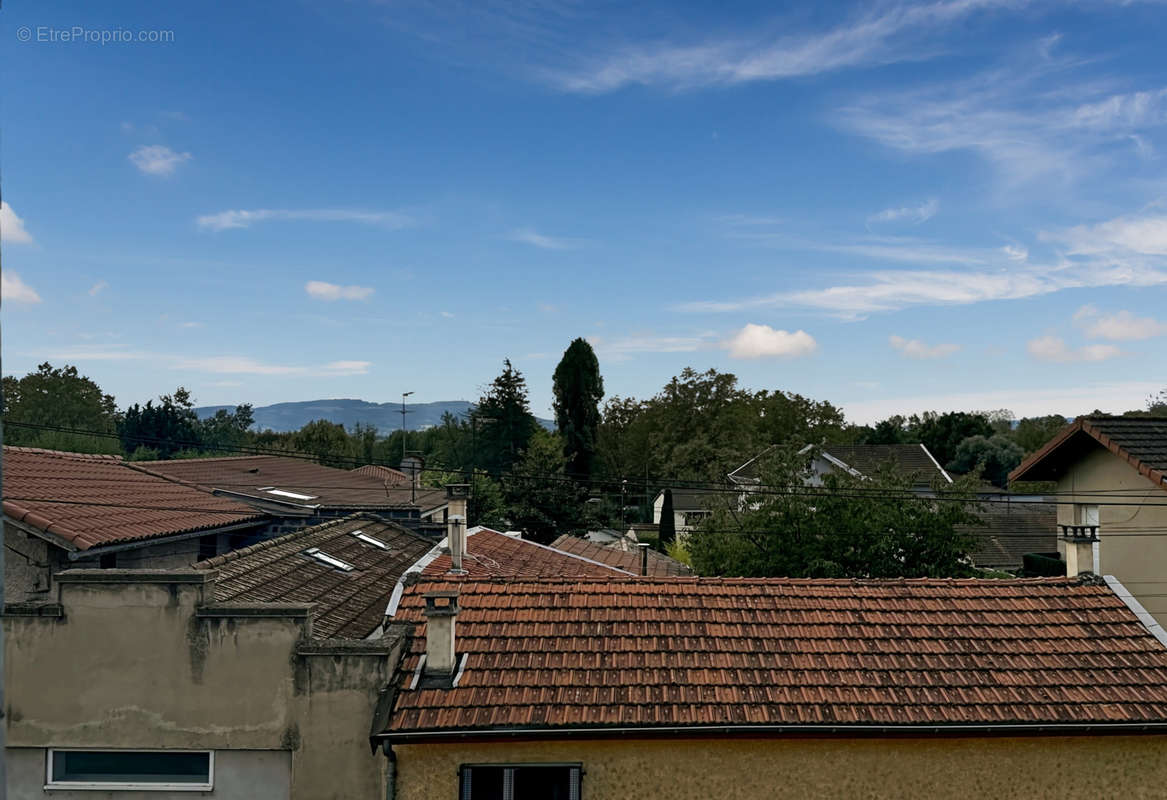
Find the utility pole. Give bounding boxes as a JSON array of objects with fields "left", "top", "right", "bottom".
[{"left": 400, "top": 391, "right": 413, "bottom": 467}]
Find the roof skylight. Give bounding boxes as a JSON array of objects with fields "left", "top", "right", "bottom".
[
  {"left": 264, "top": 488, "right": 318, "bottom": 501},
  {"left": 304, "top": 547, "right": 354, "bottom": 571},
  {"left": 352, "top": 530, "right": 389, "bottom": 550}
]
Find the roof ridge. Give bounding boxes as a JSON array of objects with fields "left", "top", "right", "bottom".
[
  {"left": 404, "top": 575, "right": 1093, "bottom": 587},
  {"left": 3, "top": 446, "right": 124, "bottom": 462}
]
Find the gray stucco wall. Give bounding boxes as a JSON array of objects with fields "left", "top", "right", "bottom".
[{"left": 5, "top": 748, "right": 292, "bottom": 800}]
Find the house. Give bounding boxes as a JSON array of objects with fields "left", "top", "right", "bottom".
[
  {"left": 2, "top": 447, "right": 268, "bottom": 601},
  {"left": 729, "top": 442, "right": 952, "bottom": 490},
  {"left": 551, "top": 533, "right": 693, "bottom": 576},
  {"left": 352, "top": 463, "right": 412, "bottom": 487},
  {"left": 1010, "top": 415, "right": 1167, "bottom": 621},
  {"left": 651, "top": 488, "right": 721, "bottom": 536},
  {"left": 128, "top": 455, "right": 450, "bottom": 534},
  {"left": 960, "top": 499, "right": 1058, "bottom": 572},
  {"left": 375, "top": 574, "right": 1167, "bottom": 800}
]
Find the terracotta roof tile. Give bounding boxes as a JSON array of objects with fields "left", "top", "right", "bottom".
[
  {"left": 383, "top": 576, "right": 1167, "bottom": 736},
  {"left": 1011, "top": 416, "right": 1167, "bottom": 487},
  {"left": 352, "top": 464, "right": 412, "bottom": 486},
  {"left": 196, "top": 512, "right": 433, "bottom": 639},
  {"left": 129, "top": 455, "right": 446, "bottom": 511},
  {"left": 2, "top": 447, "right": 264, "bottom": 550},
  {"left": 423, "top": 528, "right": 632, "bottom": 578},
  {"left": 550, "top": 535, "right": 692, "bottom": 576}
]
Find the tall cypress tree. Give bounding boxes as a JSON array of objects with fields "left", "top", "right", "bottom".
[
  {"left": 552, "top": 338, "right": 604, "bottom": 479},
  {"left": 658, "top": 488, "right": 677, "bottom": 547},
  {"left": 473, "top": 359, "right": 537, "bottom": 476}
]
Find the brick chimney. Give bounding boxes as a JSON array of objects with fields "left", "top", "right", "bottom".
[
  {"left": 1061, "top": 525, "right": 1097, "bottom": 576},
  {"left": 422, "top": 590, "right": 459, "bottom": 676}
]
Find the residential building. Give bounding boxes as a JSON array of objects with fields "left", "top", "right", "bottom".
[
  {"left": 650, "top": 488, "right": 720, "bottom": 536},
  {"left": 729, "top": 442, "right": 952, "bottom": 490},
  {"left": 551, "top": 534, "right": 693, "bottom": 576},
  {"left": 128, "top": 455, "right": 450, "bottom": 534},
  {"left": 377, "top": 575, "right": 1167, "bottom": 800},
  {"left": 2, "top": 447, "right": 267, "bottom": 602},
  {"left": 352, "top": 464, "right": 412, "bottom": 487},
  {"left": 1010, "top": 416, "right": 1167, "bottom": 621},
  {"left": 961, "top": 500, "right": 1057, "bottom": 572}
]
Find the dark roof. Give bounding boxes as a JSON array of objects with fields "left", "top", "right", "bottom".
[
  {"left": 351, "top": 464, "right": 411, "bottom": 486},
  {"left": 655, "top": 488, "right": 720, "bottom": 511},
  {"left": 422, "top": 528, "right": 632, "bottom": 578},
  {"left": 1011, "top": 416, "right": 1167, "bottom": 488},
  {"left": 961, "top": 501, "right": 1058, "bottom": 570},
  {"left": 2, "top": 447, "right": 264, "bottom": 551},
  {"left": 129, "top": 455, "right": 447, "bottom": 511},
  {"left": 382, "top": 576, "right": 1167, "bottom": 739},
  {"left": 550, "top": 535, "right": 693, "bottom": 577},
  {"left": 729, "top": 443, "right": 949, "bottom": 486},
  {"left": 196, "top": 513, "right": 433, "bottom": 639}
]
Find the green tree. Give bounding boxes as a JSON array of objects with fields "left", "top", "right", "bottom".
[
  {"left": 1147, "top": 390, "right": 1167, "bottom": 417},
  {"left": 292, "top": 419, "right": 354, "bottom": 468},
  {"left": 552, "top": 338, "right": 605, "bottom": 479},
  {"left": 197, "top": 404, "right": 255, "bottom": 452},
  {"left": 948, "top": 434, "right": 1024, "bottom": 488},
  {"left": 690, "top": 447, "right": 981, "bottom": 578},
  {"left": 473, "top": 359, "right": 538, "bottom": 476},
  {"left": 119, "top": 387, "right": 201, "bottom": 458},
  {"left": 658, "top": 488, "right": 677, "bottom": 547},
  {"left": 2, "top": 362, "right": 120, "bottom": 452},
  {"left": 1012, "top": 415, "right": 1068, "bottom": 453},
  {"left": 906, "top": 411, "right": 994, "bottom": 467},
  {"left": 502, "top": 429, "right": 585, "bottom": 544}
]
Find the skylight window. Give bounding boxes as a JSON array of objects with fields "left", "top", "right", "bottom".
[
  {"left": 264, "top": 488, "right": 318, "bottom": 501},
  {"left": 304, "top": 547, "right": 354, "bottom": 571},
  {"left": 351, "top": 530, "right": 389, "bottom": 550}
]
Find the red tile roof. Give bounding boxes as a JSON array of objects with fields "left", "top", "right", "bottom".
[
  {"left": 352, "top": 464, "right": 412, "bottom": 487},
  {"left": 382, "top": 576, "right": 1167, "bottom": 739},
  {"left": 550, "top": 535, "right": 693, "bottom": 577},
  {"left": 1011, "top": 416, "right": 1167, "bottom": 489},
  {"left": 128, "top": 455, "right": 447, "bottom": 511},
  {"left": 196, "top": 513, "right": 434, "bottom": 639},
  {"left": 423, "top": 528, "right": 632, "bottom": 578},
  {"left": 962, "top": 501, "right": 1058, "bottom": 570},
  {"left": 2, "top": 447, "right": 264, "bottom": 551}
]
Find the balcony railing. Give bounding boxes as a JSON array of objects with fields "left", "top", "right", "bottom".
[{"left": 1060, "top": 524, "right": 1099, "bottom": 542}]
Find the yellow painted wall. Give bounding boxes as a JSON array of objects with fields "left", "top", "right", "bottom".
[
  {"left": 1055, "top": 446, "right": 1167, "bottom": 623},
  {"left": 394, "top": 735, "right": 1167, "bottom": 800}
]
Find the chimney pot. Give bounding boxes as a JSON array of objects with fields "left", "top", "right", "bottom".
[
  {"left": 637, "top": 542, "right": 651, "bottom": 576},
  {"left": 423, "top": 590, "right": 459, "bottom": 676}
]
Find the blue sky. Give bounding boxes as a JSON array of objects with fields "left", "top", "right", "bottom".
[{"left": 3, "top": 0, "right": 1166, "bottom": 423}]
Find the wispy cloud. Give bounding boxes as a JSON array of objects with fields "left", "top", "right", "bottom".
[
  {"left": 197, "top": 208, "right": 415, "bottom": 232},
  {"left": 173, "top": 356, "right": 372, "bottom": 376},
  {"left": 89, "top": 280, "right": 109, "bottom": 297},
  {"left": 725, "top": 324, "right": 817, "bottom": 359},
  {"left": 889, "top": 334, "right": 960, "bottom": 359},
  {"left": 1074, "top": 305, "right": 1167, "bottom": 340},
  {"left": 543, "top": 0, "right": 1022, "bottom": 93},
  {"left": 867, "top": 199, "right": 938, "bottom": 226},
  {"left": 129, "top": 145, "right": 192, "bottom": 176},
  {"left": 1043, "top": 213, "right": 1167, "bottom": 256},
  {"left": 3, "top": 272, "right": 42, "bottom": 303},
  {"left": 1027, "top": 335, "right": 1121, "bottom": 363},
  {"left": 507, "top": 228, "right": 576, "bottom": 250},
  {"left": 305, "top": 281, "right": 375, "bottom": 301},
  {"left": 1, "top": 201, "right": 33, "bottom": 244}
]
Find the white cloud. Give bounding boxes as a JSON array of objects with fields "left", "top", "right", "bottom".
[
  {"left": 2, "top": 202, "right": 34, "bottom": 244},
  {"left": 1026, "top": 335, "right": 1121, "bottom": 363},
  {"left": 841, "top": 381, "right": 1161, "bottom": 425},
  {"left": 197, "top": 208, "right": 414, "bottom": 232},
  {"left": 89, "top": 280, "right": 109, "bottom": 297},
  {"left": 440, "top": 310, "right": 455, "bottom": 318},
  {"left": 1045, "top": 213, "right": 1167, "bottom": 256},
  {"left": 543, "top": 0, "right": 1018, "bottom": 93},
  {"left": 2, "top": 272, "right": 41, "bottom": 303},
  {"left": 888, "top": 334, "right": 959, "bottom": 359},
  {"left": 305, "top": 281, "right": 375, "bottom": 301},
  {"left": 507, "top": 228, "right": 575, "bottom": 250},
  {"left": 1002, "top": 245, "right": 1028, "bottom": 261},
  {"left": 128, "top": 145, "right": 192, "bottom": 176},
  {"left": 174, "top": 355, "right": 371, "bottom": 376},
  {"left": 724, "top": 324, "right": 817, "bottom": 359},
  {"left": 867, "top": 199, "right": 938, "bottom": 226},
  {"left": 1074, "top": 307, "right": 1167, "bottom": 341},
  {"left": 39, "top": 346, "right": 145, "bottom": 361},
  {"left": 587, "top": 332, "right": 718, "bottom": 360}
]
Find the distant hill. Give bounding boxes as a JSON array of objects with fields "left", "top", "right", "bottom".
[{"left": 195, "top": 398, "right": 553, "bottom": 434}]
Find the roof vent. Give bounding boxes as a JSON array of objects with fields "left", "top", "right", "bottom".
[{"left": 304, "top": 547, "right": 354, "bottom": 571}]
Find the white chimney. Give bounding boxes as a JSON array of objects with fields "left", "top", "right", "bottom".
[
  {"left": 422, "top": 591, "right": 459, "bottom": 676},
  {"left": 448, "top": 515, "right": 467, "bottom": 574},
  {"left": 1062, "top": 524, "right": 1097, "bottom": 576}
]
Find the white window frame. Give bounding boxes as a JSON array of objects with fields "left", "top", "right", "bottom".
[
  {"left": 265, "top": 488, "right": 318, "bottom": 501},
  {"left": 45, "top": 748, "right": 214, "bottom": 792},
  {"left": 304, "top": 547, "right": 355, "bottom": 571},
  {"left": 351, "top": 531, "right": 389, "bottom": 550}
]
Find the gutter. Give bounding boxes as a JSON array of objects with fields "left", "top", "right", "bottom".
[
  {"left": 67, "top": 518, "right": 268, "bottom": 561},
  {"left": 375, "top": 721, "right": 1167, "bottom": 745}
]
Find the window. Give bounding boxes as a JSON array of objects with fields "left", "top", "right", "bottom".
[
  {"left": 459, "top": 764, "right": 581, "bottom": 800},
  {"left": 46, "top": 749, "right": 213, "bottom": 791},
  {"left": 198, "top": 534, "right": 218, "bottom": 561},
  {"left": 264, "top": 488, "right": 318, "bottom": 501},
  {"left": 98, "top": 553, "right": 117, "bottom": 569},
  {"left": 351, "top": 530, "right": 389, "bottom": 550},
  {"left": 303, "top": 547, "right": 354, "bottom": 571}
]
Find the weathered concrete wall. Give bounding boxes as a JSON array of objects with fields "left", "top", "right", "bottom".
[
  {"left": 4, "top": 526, "right": 55, "bottom": 599},
  {"left": 5, "top": 747, "right": 292, "bottom": 800},
  {"left": 1055, "top": 446, "right": 1167, "bottom": 624},
  {"left": 394, "top": 735, "right": 1167, "bottom": 800},
  {"left": 4, "top": 570, "right": 396, "bottom": 800}
]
